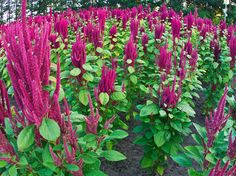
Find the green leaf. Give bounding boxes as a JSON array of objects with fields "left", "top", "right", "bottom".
[
  {"left": 19, "top": 156, "right": 28, "bottom": 166},
  {"left": 140, "top": 104, "right": 159, "bottom": 117},
  {"left": 0, "top": 160, "right": 7, "bottom": 168},
  {"left": 83, "top": 72, "right": 94, "bottom": 82},
  {"left": 17, "top": 125, "right": 35, "bottom": 151},
  {"left": 154, "top": 131, "right": 166, "bottom": 147},
  {"left": 101, "top": 150, "right": 126, "bottom": 161},
  {"left": 83, "top": 63, "right": 94, "bottom": 72},
  {"left": 128, "top": 66, "right": 135, "bottom": 74},
  {"left": 70, "top": 68, "right": 81, "bottom": 76},
  {"left": 79, "top": 90, "right": 89, "bottom": 106},
  {"left": 111, "top": 92, "right": 126, "bottom": 101},
  {"left": 109, "top": 130, "right": 128, "bottom": 139},
  {"left": 8, "top": 165, "right": 17, "bottom": 176},
  {"left": 81, "top": 153, "right": 97, "bottom": 164},
  {"left": 177, "top": 101, "right": 195, "bottom": 117},
  {"left": 66, "top": 164, "right": 80, "bottom": 171},
  {"left": 130, "top": 75, "right": 137, "bottom": 84},
  {"left": 99, "top": 92, "right": 109, "bottom": 105},
  {"left": 141, "top": 156, "right": 153, "bottom": 168},
  {"left": 96, "top": 47, "right": 103, "bottom": 53},
  {"left": 39, "top": 118, "right": 60, "bottom": 142},
  {"left": 159, "top": 110, "right": 167, "bottom": 117},
  {"left": 171, "top": 154, "right": 192, "bottom": 167}
]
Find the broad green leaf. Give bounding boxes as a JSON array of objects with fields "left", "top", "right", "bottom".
[
  {"left": 109, "top": 130, "right": 128, "bottom": 139},
  {"left": 79, "top": 90, "right": 89, "bottom": 106},
  {"left": 70, "top": 68, "right": 81, "bottom": 76},
  {"left": 177, "top": 101, "right": 195, "bottom": 117},
  {"left": 39, "top": 118, "right": 60, "bottom": 142},
  {"left": 17, "top": 125, "right": 35, "bottom": 151},
  {"left": 141, "top": 156, "right": 153, "bottom": 168},
  {"left": 130, "top": 75, "right": 137, "bottom": 84},
  {"left": 154, "top": 131, "right": 166, "bottom": 147},
  {"left": 83, "top": 72, "right": 94, "bottom": 82},
  {"left": 140, "top": 104, "right": 159, "bottom": 117},
  {"left": 8, "top": 165, "right": 17, "bottom": 176},
  {"left": 66, "top": 164, "right": 80, "bottom": 171},
  {"left": 101, "top": 150, "right": 126, "bottom": 161},
  {"left": 111, "top": 92, "right": 126, "bottom": 101},
  {"left": 99, "top": 92, "right": 109, "bottom": 105},
  {"left": 171, "top": 154, "right": 192, "bottom": 167}
]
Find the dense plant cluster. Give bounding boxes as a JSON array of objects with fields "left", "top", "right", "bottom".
[{"left": 0, "top": 0, "right": 235, "bottom": 175}]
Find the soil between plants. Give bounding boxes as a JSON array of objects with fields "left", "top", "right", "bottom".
[{"left": 102, "top": 92, "right": 205, "bottom": 176}]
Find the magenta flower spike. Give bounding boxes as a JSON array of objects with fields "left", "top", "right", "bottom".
[
  {"left": 55, "top": 17, "right": 68, "bottom": 41},
  {"left": 85, "top": 94, "right": 100, "bottom": 134},
  {"left": 4, "top": 19, "right": 51, "bottom": 126},
  {"left": 229, "top": 36, "right": 236, "bottom": 69},
  {"left": 92, "top": 26, "right": 102, "bottom": 50},
  {"left": 0, "top": 80, "right": 12, "bottom": 126},
  {"left": 154, "top": 24, "right": 165, "bottom": 40},
  {"left": 189, "top": 49, "right": 198, "bottom": 71},
  {"left": 97, "top": 66, "right": 116, "bottom": 95},
  {"left": 0, "top": 130, "right": 16, "bottom": 158},
  {"left": 184, "top": 12, "right": 194, "bottom": 30},
  {"left": 141, "top": 33, "right": 149, "bottom": 53},
  {"left": 227, "top": 131, "right": 236, "bottom": 160},
  {"left": 160, "top": 77, "right": 181, "bottom": 109},
  {"left": 130, "top": 19, "right": 139, "bottom": 40},
  {"left": 110, "top": 25, "right": 117, "bottom": 45},
  {"left": 210, "top": 40, "right": 221, "bottom": 61},
  {"left": 178, "top": 50, "right": 187, "bottom": 81},
  {"left": 205, "top": 87, "right": 230, "bottom": 148},
  {"left": 71, "top": 37, "right": 86, "bottom": 70},
  {"left": 171, "top": 17, "right": 181, "bottom": 41},
  {"left": 156, "top": 46, "right": 172, "bottom": 74},
  {"left": 124, "top": 37, "right": 138, "bottom": 68},
  {"left": 209, "top": 160, "right": 236, "bottom": 176},
  {"left": 184, "top": 39, "right": 193, "bottom": 56}
]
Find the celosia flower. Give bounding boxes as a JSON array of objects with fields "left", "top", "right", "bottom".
[
  {"left": 184, "top": 40, "right": 193, "bottom": 56},
  {"left": 0, "top": 130, "right": 16, "bottom": 157},
  {"left": 55, "top": 17, "right": 68, "bottom": 40},
  {"left": 104, "top": 116, "right": 116, "bottom": 130},
  {"left": 112, "top": 58, "right": 118, "bottom": 70},
  {"left": 124, "top": 37, "right": 138, "bottom": 68},
  {"left": 156, "top": 46, "right": 172, "bottom": 74},
  {"left": 227, "top": 131, "right": 236, "bottom": 160},
  {"left": 171, "top": 17, "right": 181, "bottom": 40},
  {"left": 0, "top": 80, "right": 12, "bottom": 126},
  {"left": 205, "top": 87, "right": 230, "bottom": 147},
  {"left": 97, "top": 66, "right": 116, "bottom": 95},
  {"left": 184, "top": 12, "right": 194, "bottom": 30},
  {"left": 160, "top": 4, "right": 168, "bottom": 21},
  {"left": 160, "top": 77, "right": 181, "bottom": 109},
  {"left": 219, "top": 20, "right": 227, "bottom": 37},
  {"left": 92, "top": 26, "right": 102, "bottom": 50},
  {"left": 84, "top": 22, "right": 94, "bottom": 43},
  {"left": 85, "top": 94, "right": 100, "bottom": 134},
  {"left": 141, "top": 33, "right": 149, "bottom": 53},
  {"left": 154, "top": 24, "right": 165, "bottom": 40},
  {"left": 110, "top": 25, "right": 117, "bottom": 45},
  {"left": 189, "top": 49, "right": 198, "bottom": 71},
  {"left": 49, "top": 34, "right": 60, "bottom": 49},
  {"left": 4, "top": 20, "right": 51, "bottom": 126},
  {"left": 210, "top": 40, "right": 221, "bottom": 61},
  {"left": 229, "top": 36, "right": 236, "bottom": 69},
  {"left": 178, "top": 50, "right": 187, "bottom": 80},
  {"left": 209, "top": 160, "right": 236, "bottom": 176},
  {"left": 130, "top": 19, "right": 139, "bottom": 40},
  {"left": 110, "top": 25, "right": 117, "bottom": 37},
  {"left": 122, "top": 14, "right": 129, "bottom": 30},
  {"left": 71, "top": 37, "right": 86, "bottom": 69}
]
